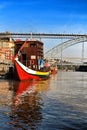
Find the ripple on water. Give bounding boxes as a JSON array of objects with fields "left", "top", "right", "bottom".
[{"left": 0, "top": 72, "right": 87, "bottom": 129}]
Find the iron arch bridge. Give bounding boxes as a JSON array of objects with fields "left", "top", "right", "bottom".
[
  {"left": 44, "top": 36, "right": 87, "bottom": 59},
  {"left": 0, "top": 32, "right": 87, "bottom": 63}
]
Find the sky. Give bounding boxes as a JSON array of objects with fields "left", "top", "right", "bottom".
[
  {"left": 0, "top": 0, "right": 87, "bottom": 33},
  {"left": 0, "top": 0, "right": 87, "bottom": 60}
]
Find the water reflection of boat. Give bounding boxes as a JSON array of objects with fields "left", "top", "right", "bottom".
[
  {"left": 15, "top": 80, "right": 36, "bottom": 96},
  {"left": 12, "top": 79, "right": 49, "bottom": 105},
  {"left": 10, "top": 80, "right": 49, "bottom": 129},
  {"left": 13, "top": 80, "right": 38, "bottom": 105}
]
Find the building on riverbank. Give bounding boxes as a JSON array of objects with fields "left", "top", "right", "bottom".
[{"left": 0, "top": 37, "right": 14, "bottom": 64}]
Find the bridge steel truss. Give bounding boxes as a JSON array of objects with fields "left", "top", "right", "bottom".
[{"left": 0, "top": 32, "right": 87, "bottom": 39}]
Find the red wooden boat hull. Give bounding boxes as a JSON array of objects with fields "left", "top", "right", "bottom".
[{"left": 14, "top": 59, "right": 50, "bottom": 81}]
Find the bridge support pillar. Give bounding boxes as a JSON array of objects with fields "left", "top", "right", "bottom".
[{"left": 81, "top": 42, "right": 84, "bottom": 64}]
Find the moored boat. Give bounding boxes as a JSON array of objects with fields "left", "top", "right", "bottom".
[
  {"left": 50, "top": 66, "right": 57, "bottom": 74},
  {"left": 13, "top": 39, "right": 50, "bottom": 80}
]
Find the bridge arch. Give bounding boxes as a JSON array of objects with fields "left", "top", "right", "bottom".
[{"left": 44, "top": 36, "right": 87, "bottom": 59}]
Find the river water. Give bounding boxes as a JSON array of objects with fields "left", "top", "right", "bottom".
[{"left": 0, "top": 71, "right": 87, "bottom": 130}]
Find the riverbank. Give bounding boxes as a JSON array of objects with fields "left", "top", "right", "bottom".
[{"left": 0, "top": 63, "right": 13, "bottom": 79}]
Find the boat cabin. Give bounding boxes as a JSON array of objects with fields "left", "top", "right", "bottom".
[{"left": 14, "top": 39, "right": 44, "bottom": 70}]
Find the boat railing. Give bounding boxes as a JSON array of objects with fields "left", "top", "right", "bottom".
[{"left": 20, "top": 59, "right": 51, "bottom": 72}]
